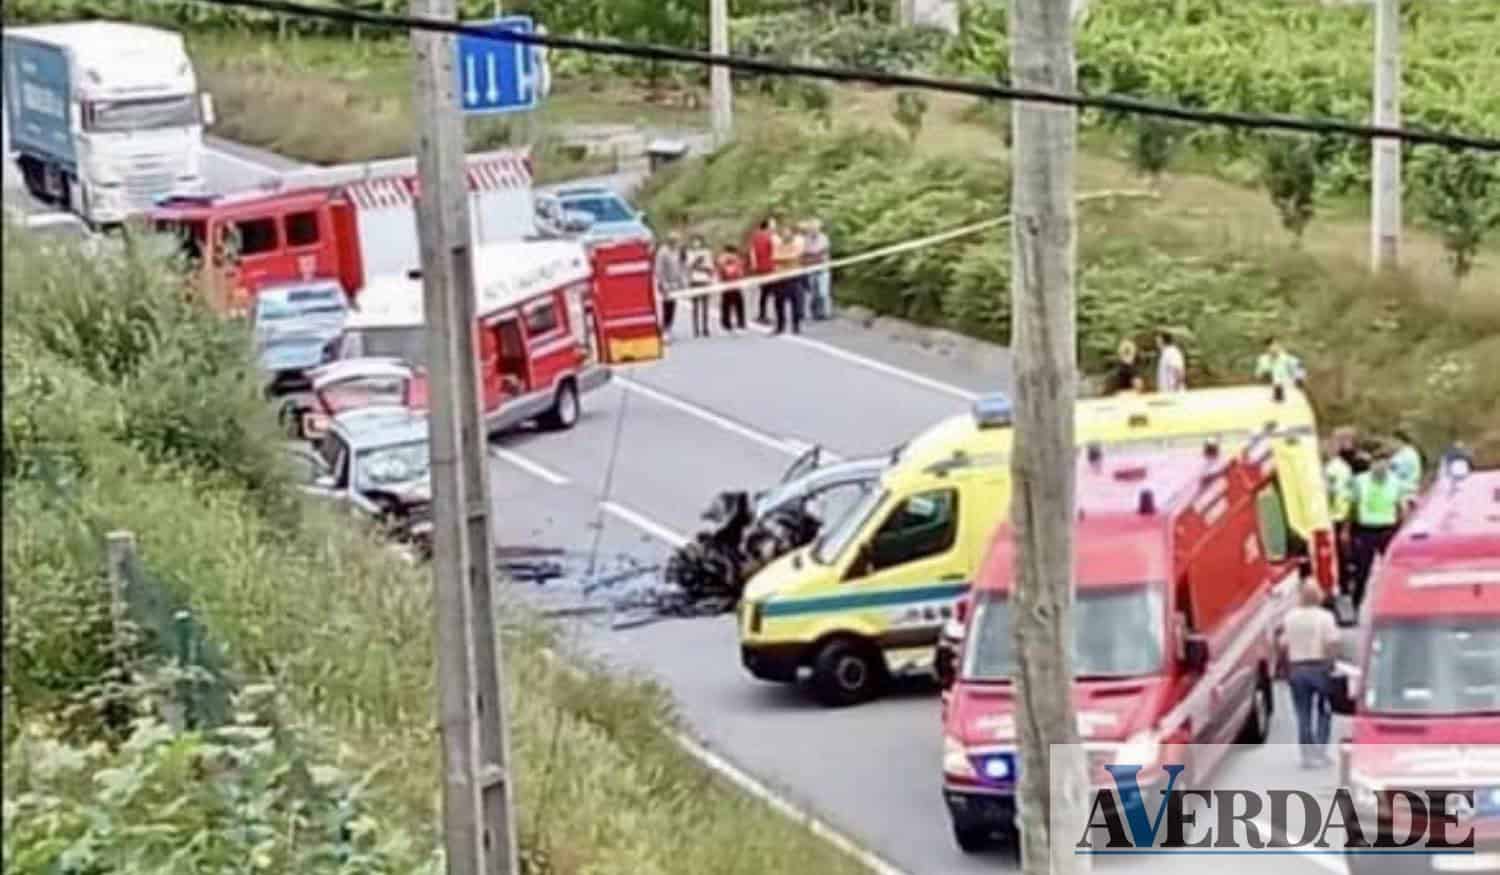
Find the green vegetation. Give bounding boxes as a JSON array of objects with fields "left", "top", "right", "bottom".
[
  {"left": 2, "top": 223, "right": 867, "bottom": 874},
  {"left": 949, "top": 0, "right": 1500, "bottom": 202},
  {"left": 642, "top": 123, "right": 1500, "bottom": 462}
]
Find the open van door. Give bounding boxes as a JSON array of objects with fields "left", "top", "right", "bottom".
[{"left": 589, "top": 240, "right": 663, "bottom": 364}]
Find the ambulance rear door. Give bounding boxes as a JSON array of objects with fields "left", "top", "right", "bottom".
[{"left": 589, "top": 240, "right": 663, "bottom": 364}]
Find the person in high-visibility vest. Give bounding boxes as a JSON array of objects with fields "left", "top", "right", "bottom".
[
  {"left": 1348, "top": 454, "right": 1405, "bottom": 612},
  {"left": 1322, "top": 437, "right": 1353, "bottom": 533},
  {"left": 1255, "top": 337, "right": 1305, "bottom": 388},
  {"left": 1390, "top": 429, "right": 1424, "bottom": 501}
]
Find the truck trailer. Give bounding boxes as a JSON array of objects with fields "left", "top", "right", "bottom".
[{"left": 3, "top": 21, "right": 214, "bottom": 225}]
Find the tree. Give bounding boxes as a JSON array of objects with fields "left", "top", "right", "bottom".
[
  {"left": 1416, "top": 148, "right": 1500, "bottom": 281},
  {"left": 1008, "top": 0, "right": 1090, "bottom": 872},
  {"left": 893, "top": 90, "right": 929, "bottom": 145},
  {"left": 1259, "top": 136, "right": 1323, "bottom": 246},
  {"left": 1128, "top": 118, "right": 1181, "bottom": 190}
]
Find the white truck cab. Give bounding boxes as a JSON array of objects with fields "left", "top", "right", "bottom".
[{"left": 4, "top": 22, "right": 214, "bottom": 225}]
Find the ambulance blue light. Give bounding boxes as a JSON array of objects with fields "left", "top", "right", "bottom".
[
  {"left": 972, "top": 393, "right": 1013, "bottom": 429},
  {"left": 976, "top": 752, "right": 1016, "bottom": 783}
]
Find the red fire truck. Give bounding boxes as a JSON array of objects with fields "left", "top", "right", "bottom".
[
  {"left": 1332, "top": 464, "right": 1500, "bottom": 875},
  {"left": 320, "top": 237, "right": 660, "bottom": 434},
  {"left": 938, "top": 437, "right": 1306, "bottom": 852},
  {"left": 149, "top": 149, "right": 535, "bottom": 314}
]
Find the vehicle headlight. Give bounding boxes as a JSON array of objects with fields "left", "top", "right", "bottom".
[{"left": 944, "top": 735, "right": 977, "bottom": 779}]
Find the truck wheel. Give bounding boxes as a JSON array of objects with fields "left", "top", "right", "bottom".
[
  {"left": 809, "top": 637, "right": 886, "bottom": 708},
  {"left": 18, "top": 157, "right": 47, "bottom": 201},
  {"left": 1236, "top": 675, "right": 1273, "bottom": 745},
  {"left": 538, "top": 381, "right": 580, "bottom": 431},
  {"left": 953, "top": 822, "right": 990, "bottom": 854}
]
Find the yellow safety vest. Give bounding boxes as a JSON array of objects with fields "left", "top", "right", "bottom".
[
  {"left": 1355, "top": 473, "right": 1401, "bottom": 527},
  {"left": 1325, "top": 457, "right": 1353, "bottom": 523}
]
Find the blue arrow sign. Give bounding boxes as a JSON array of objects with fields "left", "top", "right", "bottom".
[{"left": 456, "top": 15, "right": 542, "bottom": 115}]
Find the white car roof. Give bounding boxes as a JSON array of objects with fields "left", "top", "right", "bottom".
[{"left": 346, "top": 238, "right": 591, "bottom": 330}]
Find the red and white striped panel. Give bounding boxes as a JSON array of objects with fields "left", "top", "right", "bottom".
[{"left": 344, "top": 152, "right": 533, "bottom": 211}]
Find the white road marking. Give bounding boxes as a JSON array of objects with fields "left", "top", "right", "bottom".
[
  {"left": 599, "top": 500, "right": 688, "bottom": 547},
  {"left": 490, "top": 447, "right": 570, "bottom": 485},
  {"left": 748, "top": 323, "right": 980, "bottom": 402},
  {"left": 535, "top": 647, "right": 911, "bottom": 875},
  {"left": 671, "top": 732, "right": 914, "bottom": 875},
  {"left": 614, "top": 376, "right": 843, "bottom": 461}
]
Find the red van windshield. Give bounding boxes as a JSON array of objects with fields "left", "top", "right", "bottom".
[
  {"left": 962, "top": 584, "right": 1165, "bottom": 682},
  {"left": 1365, "top": 619, "right": 1500, "bottom": 716}
]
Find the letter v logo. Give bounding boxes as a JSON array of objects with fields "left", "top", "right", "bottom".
[{"left": 1103, "top": 763, "right": 1186, "bottom": 847}]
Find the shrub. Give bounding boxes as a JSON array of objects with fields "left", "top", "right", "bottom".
[
  {"left": 1414, "top": 148, "right": 1500, "bottom": 281},
  {"left": 1259, "top": 136, "right": 1324, "bottom": 244}
]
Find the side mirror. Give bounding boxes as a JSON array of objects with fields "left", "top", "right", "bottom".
[
  {"left": 1182, "top": 634, "right": 1210, "bottom": 673},
  {"left": 935, "top": 636, "right": 958, "bottom": 690},
  {"left": 200, "top": 92, "right": 216, "bottom": 128}
]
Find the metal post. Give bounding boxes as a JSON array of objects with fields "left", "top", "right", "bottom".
[
  {"left": 1370, "top": 0, "right": 1401, "bottom": 271},
  {"left": 409, "top": 1, "right": 518, "bottom": 874},
  {"left": 709, "top": 0, "right": 733, "bottom": 148},
  {"left": 105, "top": 530, "right": 135, "bottom": 655}
]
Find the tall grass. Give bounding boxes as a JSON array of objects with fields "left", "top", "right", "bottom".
[{"left": 2, "top": 222, "right": 869, "bottom": 874}]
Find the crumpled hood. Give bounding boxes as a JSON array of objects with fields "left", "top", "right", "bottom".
[{"left": 373, "top": 477, "right": 432, "bottom": 507}]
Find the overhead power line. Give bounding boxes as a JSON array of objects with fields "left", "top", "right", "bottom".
[{"left": 186, "top": 0, "right": 1500, "bottom": 153}]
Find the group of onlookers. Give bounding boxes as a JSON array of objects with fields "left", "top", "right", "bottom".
[{"left": 653, "top": 214, "right": 832, "bottom": 341}]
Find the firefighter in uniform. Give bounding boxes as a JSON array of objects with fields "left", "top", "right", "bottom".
[{"left": 1348, "top": 454, "right": 1404, "bottom": 612}]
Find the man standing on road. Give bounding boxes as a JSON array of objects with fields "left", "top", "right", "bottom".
[
  {"left": 771, "top": 223, "right": 806, "bottom": 335},
  {"left": 1390, "top": 429, "right": 1424, "bottom": 499},
  {"left": 654, "top": 231, "right": 687, "bottom": 342},
  {"left": 749, "top": 217, "right": 776, "bottom": 324},
  {"left": 1282, "top": 580, "right": 1341, "bottom": 768},
  {"left": 1322, "top": 438, "right": 1354, "bottom": 610},
  {"left": 1348, "top": 454, "right": 1404, "bottom": 612},
  {"left": 1155, "top": 329, "right": 1186, "bottom": 392},
  {"left": 802, "top": 219, "right": 832, "bottom": 321},
  {"left": 716, "top": 243, "right": 747, "bottom": 332}
]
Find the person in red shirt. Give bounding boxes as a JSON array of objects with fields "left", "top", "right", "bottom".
[
  {"left": 747, "top": 216, "right": 777, "bottom": 324},
  {"left": 715, "top": 244, "right": 747, "bottom": 332}
]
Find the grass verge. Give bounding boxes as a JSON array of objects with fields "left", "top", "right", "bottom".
[{"left": 1, "top": 222, "right": 870, "bottom": 874}]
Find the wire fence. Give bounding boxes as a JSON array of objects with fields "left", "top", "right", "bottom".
[{"left": 107, "top": 531, "right": 233, "bottom": 730}]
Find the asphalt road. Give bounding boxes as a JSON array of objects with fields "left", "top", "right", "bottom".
[
  {"left": 483, "top": 317, "right": 1359, "bottom": 875},
  {"left": 3, "top": 129, "right": 1366, "bottom": 875}
]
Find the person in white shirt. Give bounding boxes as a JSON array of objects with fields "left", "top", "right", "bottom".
[
  {"left": 1282, "top": 580, "right": 1341, "bottom": 768},
  {"left": 1156, "top": 330, "right": 1186, "bottom": 393}
]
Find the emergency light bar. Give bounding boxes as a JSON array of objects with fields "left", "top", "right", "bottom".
[
  {"left": 972, "top": 393, "right": 1013, "bottom": 429},
  {"left": 1407, "top": 570, "right": 1500, "bottom": 588}
]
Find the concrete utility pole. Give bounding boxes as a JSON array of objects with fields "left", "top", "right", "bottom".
[
  {"left": 1370, "top": 0, "right": 1402, "bottom": 271},
  {"left": 709, "top": 0, "right": 733, "bottom": 147},
  {"left": 409, "top": 1, "right": 519, "bottom": 874},
  {"left": 1007, "top": 0, "right": 1090, "bottom": 872}
]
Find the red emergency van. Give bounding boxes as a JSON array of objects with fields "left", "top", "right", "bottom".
[
  {"left": 938, "top": 438, "right": 1307, "bottom": 852},
  {"left": 1332, "top": 465, "right": 1500, "bottom": 875},
  {"left": 324, "top": 238, "right": 661, "bottom": 434},
  {"left": 149, "top": 149, "right": 534, "bottom": 314}
]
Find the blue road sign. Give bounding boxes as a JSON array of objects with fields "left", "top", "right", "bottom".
[{"left": 456, "top": 15, "right": 542, "bottom": 115}]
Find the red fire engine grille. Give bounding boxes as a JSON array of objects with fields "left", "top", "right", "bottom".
[{"left": 344, "top": 154, "right": 532, "bottom": 210}]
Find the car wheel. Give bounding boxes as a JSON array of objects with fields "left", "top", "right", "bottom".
[
  {"left": 538, "top": 381, "right": 580, "bottom": 431},
  {"left": 809, "top": 637, "right": 886, "bottom": 708},
  {"left": 1235, "top": 674, "right": 1273, "bottom": 745},
  {"left": 953, "top": 822, "right": 990, "bottom": 854}
]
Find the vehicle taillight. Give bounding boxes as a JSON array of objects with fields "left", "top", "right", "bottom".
[{"left": 1313, "top": 529, "right": 1338, "bottom": 594}]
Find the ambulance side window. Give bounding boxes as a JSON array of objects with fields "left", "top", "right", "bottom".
[
  {"left": 525, "top": 300, "right": 560, "bottom": 337},
  {"left": 1255, "top": 483, "right": 1289, "bottom": 562},
  {"left": 865, "top": 488, "right": 959, "bottom": 573}
]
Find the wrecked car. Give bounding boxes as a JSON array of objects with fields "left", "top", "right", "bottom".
[
  {"left": 296, "top": 405, "right": 434, "bottom": 561},
  {"left": 664, "top": 445, "right": 894, "bottom": 608}
]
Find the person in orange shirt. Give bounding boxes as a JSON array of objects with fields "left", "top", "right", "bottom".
[
  {"left": 770, "top": 223, "right": 805, "bottom": 335},
  {"left": 715, "top": 244, "right": 747, "bottom": 332}
]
